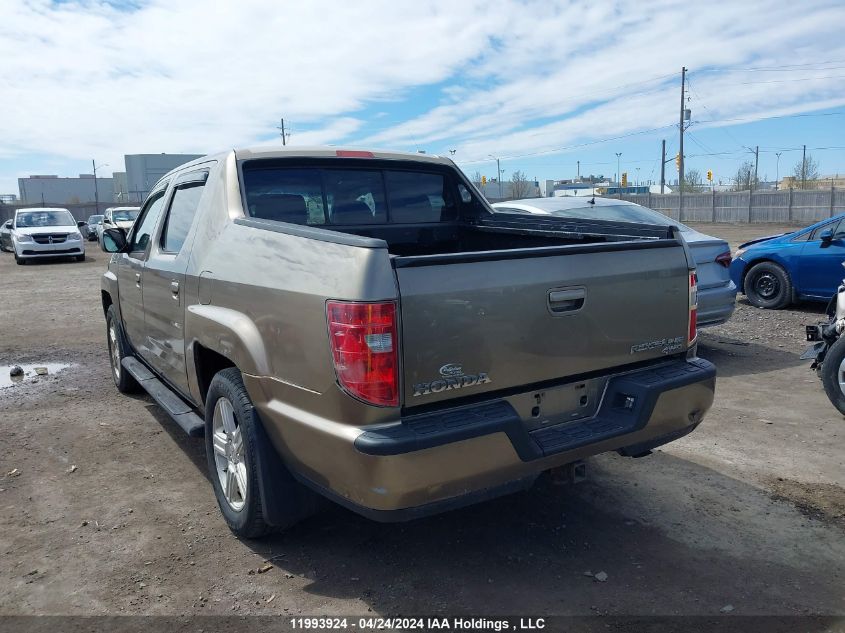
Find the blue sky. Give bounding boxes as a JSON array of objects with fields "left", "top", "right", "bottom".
[{"left": 1, "top": 0, "right": 844, "bottom": 196}]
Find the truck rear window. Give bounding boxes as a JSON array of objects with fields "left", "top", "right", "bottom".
[{"left": 242, "top": 166, "right": 455, "bottom": 225}]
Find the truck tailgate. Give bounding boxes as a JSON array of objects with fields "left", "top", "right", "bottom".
[{"left": 394, "top": 241, "right": 691, "bottom": 406}]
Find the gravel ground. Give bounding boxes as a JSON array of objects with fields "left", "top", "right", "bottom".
[{"left": 0, "top": 227, "right": 843, "bottom": 619}]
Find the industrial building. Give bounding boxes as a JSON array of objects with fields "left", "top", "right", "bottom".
[
  {"left": 18, "top": 174, "right": 114, "bottom": 205},
  {"left": 14, "top": 153, "right": 202, "bottom": 209},
  {"left": 125, "top": 153, "right": 202, "bottom": 202}
]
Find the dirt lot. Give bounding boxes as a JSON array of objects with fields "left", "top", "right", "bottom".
[{"left": 0, "top": 225, "right": 843, "bottom": 618}]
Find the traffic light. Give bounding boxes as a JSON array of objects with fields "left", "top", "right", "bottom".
[
  {"left": 675, "top": 153, "right": 681, "bottom": 171},
  {"left": 481, "top": 175, "right": 487, "bottom": 185},
  {"left": 621, "top": 172, "right": 628, "bottom": 187},
  {"left": 707, "top": 169, "right": 713, "bottom": 181}
]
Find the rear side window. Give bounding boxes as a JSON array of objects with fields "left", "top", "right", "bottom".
[
  {"left": 161, "top": 182, "right": 205, "bottom": 253},
  {"left": 243, "top": 165, "right": 456, "bottom": 225}
]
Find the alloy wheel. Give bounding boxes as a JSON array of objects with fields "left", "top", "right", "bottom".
[{"left": 212, "top": 397, "right": 247, "bottom": 511}]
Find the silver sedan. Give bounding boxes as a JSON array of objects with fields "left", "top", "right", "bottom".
[{"left": 492, "top": 196, "right": 737, "bottom": 327}]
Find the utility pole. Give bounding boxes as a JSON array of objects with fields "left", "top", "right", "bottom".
[
  {"left": 92, "top": 159, "right": 100, "bottom": 214},
  {"left": 678, "top": 66, "right": 687, "bottom": 217},
  {"left": 802, "top": 144, "right": 807, "bottom": 190},
  {"left": 615, "top": 152, "right": 622, "bottom": 185},
  {"left": 278, "top": 118, "right": 288, "bottom": 146},
  {"left": 752, "top": 145, "right": 759, "bottom": 192},
  {"left": 577, "top": 160, "right": 580, "bottom": 180},
  {"left": 660, "top": 139, "right": 666, "bottom": 194},
  {"left": 775, "top": 152, "right": 782, "bottom": 190}
]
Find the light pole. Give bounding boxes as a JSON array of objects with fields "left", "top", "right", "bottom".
[
  {"left": 775, "top": 152, "right": 782, "bottom": 190},
  {"left": 615, "top": 152, "right": 622, "bottom": 186},
  {"left": 635, "top": 167, "right": 641, "bottom": 187},
  {"left": 92, "top": 160, "right": 108, "bottom": 214},
  {"left": 488, "top": 154, "right": 503, "bottom": 199}
]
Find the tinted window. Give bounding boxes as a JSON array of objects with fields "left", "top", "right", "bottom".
[
  {"left": 245, "top": 168, "right": 325, "bottom": 225},
  {"left": 243, "top": 165, "right": 460, "bottom": 226},
  {"left": 162, "top": 183, "right": 204, "bottom": 252},
  {"left": 325, "top": 170, "right": 386, "bottom": 224},
  {"left": 129, "top": 193, "right": 166, "bottom": 254},
  {"left": 384, "top": 171, "right": 452, "bottom": 223}
]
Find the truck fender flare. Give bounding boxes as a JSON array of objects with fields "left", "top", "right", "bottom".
[{"left": 185, "top": 305, "right": 270, "bottom": 376}]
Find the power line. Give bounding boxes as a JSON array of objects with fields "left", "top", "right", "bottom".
[
  {"left": 459, "top": 124, "right": 677, "bottom": 164},
  {"left": 694, "top": 60, "right": 845, "bottom": 73}
]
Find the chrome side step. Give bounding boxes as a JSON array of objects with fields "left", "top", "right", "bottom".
[{"left": 121, "top": 357, "right": 205, "bottom": 437}]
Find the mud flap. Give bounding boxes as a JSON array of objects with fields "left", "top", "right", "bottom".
[{"left": 252, "top": 415, "right": 322, "bottom": 528}]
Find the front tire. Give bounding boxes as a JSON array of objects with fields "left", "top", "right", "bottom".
[
  {"left": 15, "top": 254, "right": 25, "bottom": 265},
  {"left": 106, "top": 305, "right": 141, "bottom": 393},
  {"left": 76, "top": 254, "right": 86, "bottom": 262},
  {"left": 205, "top": 368, "right": 275, "bottom": 538},
  {"left": 744, "top": 261, "right": 792, "bottom": 309},
  {"left": 820, "top": 336, "right": 845, "bottom": 416}
]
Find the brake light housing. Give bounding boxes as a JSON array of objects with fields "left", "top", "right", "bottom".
[
  {"left": 715, "top": 251, "right": 732, "bottom": 268},
  {"left": 689, "top": 272, "right": 698, "bottom": 344},
  {"left": 326, "top": 300, "right": 399, "bottom": 407},
  {"left": 335, "top": 150, "right": 374, "bottom": 158}
]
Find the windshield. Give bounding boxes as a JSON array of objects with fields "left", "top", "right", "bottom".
[
  {"left": 88, "top": 215, "right": 103, "bottom": 224},
  {"left": 112, "top": 209, "right": 139, "bottom": 222},
  {"left": 15, "top": 210, "right": 75, "bottom": 228}
]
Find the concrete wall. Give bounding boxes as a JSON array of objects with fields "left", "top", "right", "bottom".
[
  {"left": 18, "top": 175, "right": 114, "bottom": 206},
  {"left": 124, "top": 154, "right": 203, "bottom": 203}
]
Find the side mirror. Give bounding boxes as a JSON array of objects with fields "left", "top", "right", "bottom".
[
  {"left": 103, "top": 218, "right": 113, "bottom": 224},
  {"left": 820, "top": 229, "right": 834, "bottom": 247},
  {"left": 101, "top": 227, "right": 127, "bottom": 253},
  {"left": 77, "top": 220, "right": 87, "bottom": 228},
  {"left": 3, "top": 221, "right": 11, "bottom": 229}
]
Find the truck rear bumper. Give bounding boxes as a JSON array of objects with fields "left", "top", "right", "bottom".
[{"left": 245, "top": 357, "right": 715, "bottom": 520}]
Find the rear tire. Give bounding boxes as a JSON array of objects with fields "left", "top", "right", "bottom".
[
  {"left": 205, "top": 368, "right": 276, "bottom": 538},
  {"left": 820, "top": 336, "right": 845, "bottom": 417},
  {"left": 744, "top": 262, "right": 792, "bottom": 309},
  {"left": 106, "top": 305, "right": 141, "bottom": 394}
]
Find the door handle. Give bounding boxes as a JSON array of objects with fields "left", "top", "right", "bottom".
[
  {"left": 170, "top": 281, "right": 180, "bottom": 299},
  {"left": 548, "top": 287, "right": 586, "bottom": 314},
  {"left": 134, "top": 272, "right": 141, "bottom": 288}
]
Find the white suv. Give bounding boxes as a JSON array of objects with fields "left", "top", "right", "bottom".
[{"left": 11, "top": 207, "right": 86, "bottom": 265}]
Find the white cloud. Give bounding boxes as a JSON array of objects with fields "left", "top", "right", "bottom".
[{"left": 0, "top": 0, "right": 844, "bottom": 192}]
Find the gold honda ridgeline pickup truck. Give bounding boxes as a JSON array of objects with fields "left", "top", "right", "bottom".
[{"left": 100, "top": 147, "right": 715, "bottom": 537}]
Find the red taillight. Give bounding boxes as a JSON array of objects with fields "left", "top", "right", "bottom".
[
  {"left": 335, "top": 150, "right": 374, "bottom": 158},
  {"left": 326, "top": 300, "right": 398, "bottom": 407},
  {"left": 689, "top": 272, "right": 698, "bottom": 344},
  {"left": 715, "top": 251, "right": 732, "bottom": 268}
]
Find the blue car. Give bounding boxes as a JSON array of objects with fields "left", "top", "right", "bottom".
[{"left": 730, "top": 213, "right": 845, "bottom": 309}]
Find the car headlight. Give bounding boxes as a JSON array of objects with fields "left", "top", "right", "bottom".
[
  {"left": 14, "top": 233, "right": 33, "bottom": 243},
  {"left": 733, "top": 248, "right": 746, "bottom": 259},
  {"left": 70, "top": 231, "right": 82, "bottom": 240}
]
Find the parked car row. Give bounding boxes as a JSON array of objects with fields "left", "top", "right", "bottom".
[{"left": 0, "top": 206, "right": 139, "bottom": 264}]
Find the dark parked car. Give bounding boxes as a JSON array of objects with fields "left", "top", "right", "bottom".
[
  {"left": 730, "top": 213, "right": 845, "bottom": 309},
  {"left": 85, "top": 214, "right": 104, "bottom": 241}
]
